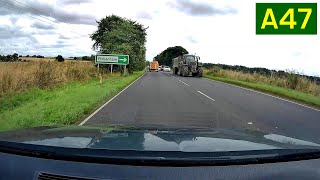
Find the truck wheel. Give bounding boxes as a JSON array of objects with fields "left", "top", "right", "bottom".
[
  {"left": 197, "top": 68, "right": 203, "bottom": 77},
  {"left": 182, "top": 66, "right": 189, "bottom": 77}
]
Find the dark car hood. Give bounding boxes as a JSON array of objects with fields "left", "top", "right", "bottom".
[{"left": 0, "top": 125, "right": 319, "bottom": 152}]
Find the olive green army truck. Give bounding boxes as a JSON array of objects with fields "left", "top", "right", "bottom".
[{"left": 172, "top": 54, "right": 203, "bottom": 77}]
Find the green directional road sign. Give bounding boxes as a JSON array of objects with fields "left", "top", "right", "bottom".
[{"left": 95, "top": 54, "right": 129, "bottom": 65}]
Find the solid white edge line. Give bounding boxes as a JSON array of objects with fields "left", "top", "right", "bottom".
[
  {"left": 204, "top": 77, "right": 320, "bottom": 112},
  {"left": 197, "top": 91, "right": 215, "bottom": 101},
  {"left": 171, "top": 75, "right": 189, "bottom": 86},
  {"left": 79, "top": 73, "right": 145, "bottom": 126}
]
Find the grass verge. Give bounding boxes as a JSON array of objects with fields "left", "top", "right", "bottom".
[
  {"left": 0, "top": 71, "right": 144, "bottom": 131},
  {"left": 204, "top": 74, "right": 320, "bottom": 109}
]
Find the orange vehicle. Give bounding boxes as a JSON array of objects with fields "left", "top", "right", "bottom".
[{"left": 150, "top": 60, "right": 159, "bottom": 72}]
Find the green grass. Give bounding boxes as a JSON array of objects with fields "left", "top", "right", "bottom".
[
  {"left": 204, "top": 74, "right": 320, "bottom": 108},
  {"left": 0, "top": 71, "right": 144, "bottom": 131}
]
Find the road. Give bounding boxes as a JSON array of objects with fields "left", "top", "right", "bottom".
[{"left": 83, "top": 71, "right": 320, "bottom": 144}]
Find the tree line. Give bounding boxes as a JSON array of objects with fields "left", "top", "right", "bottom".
[
  {"left": 0, "top": 53, "right": 96, "bottom": 62},
  {"left": 0, "top": 53, "right": 45, "bottom": 62}
]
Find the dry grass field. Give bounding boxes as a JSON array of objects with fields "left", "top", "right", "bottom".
[
  {"left": 0, "top": 61, "right": 97, "bottom": 96},
  {"left": 205, "top": 67, "right": 320, "bottom": 96}
]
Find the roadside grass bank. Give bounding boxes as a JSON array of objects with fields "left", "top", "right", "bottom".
[
  {"left": 204, "top": 72, "right": 320, "bottom": 109},
  {"left": 0, "top": 71, "right": 144, "bottom": 132}
]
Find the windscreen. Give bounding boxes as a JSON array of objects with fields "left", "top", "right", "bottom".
[
  {"left": 185, "top": 56, "right": 196, "bottom": 64},
  {"left": 0, "top": 0, "right": 319, "bottom": 158}
]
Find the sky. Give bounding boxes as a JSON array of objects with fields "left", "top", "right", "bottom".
[{"left": 0, "top": 0, "right": 319, "bottom": 76}]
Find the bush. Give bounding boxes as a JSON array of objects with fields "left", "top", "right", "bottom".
[
  {"left": 286, "top": 71, "right": 299, "bottom": 89},
  {"left": 55, "top": 55, "right": 64, "bottom": 62}
]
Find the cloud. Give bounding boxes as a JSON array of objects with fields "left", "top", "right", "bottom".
[
  {"left": 187, "top": 36, "right": 198, "bottom": 43},
  {"left": 0, "top": 6, "right": 12, "bottom": 15},
  {"left": 293, "top": 52, "right": 302, "bottom": 57},
  {"left": 59, "top": 0, "right": 92, "bottom": 5},
  {"left": 0, "top": 25, "right": 38, "bottom": 42},
  {"left": 3, "top": 0, "right": 97, "bottom": 25},
  {"left": 35, "top": 42, "right": 72, "bottom": 49},
  {"left": 9, "top": 16, "right": 18, "bottom": 24},
  {"left": 168, "top": 0, "right": 237, "bottom": 16},
  {"left": 31, "top": 30, "right": 56, "bottom": 35},
  {"left": 59, "top": 35, "right": 70, "bottom": 39},
  {"left": 31, "top": 22, "right": 56, "bottom": 30},
  {"left": 136, "top": 11, "right": 152, "bottom": 20},
  {"left": 56, "top": 40, "right": 65, "bottom": 44}
]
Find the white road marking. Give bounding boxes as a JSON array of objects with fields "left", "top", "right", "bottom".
[
  {"left": 79, "top": 73, "right": 145, "bottom": 126},
  {"left": 197, "top": 91, "right": 215, "bottom": 101},
  {"left": 171, "top": 76, "right": 189, "bottom": 86},
  {"left": 205, "top": 77, "right": 320, "bottom": 112}
]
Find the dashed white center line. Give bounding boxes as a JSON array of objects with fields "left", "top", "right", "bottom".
[
  {"left": 172, "top": 76, "right": 189, "bottom": 86},
  {"left": 197, "top": 91, "right": 215, "bottom": 101}
]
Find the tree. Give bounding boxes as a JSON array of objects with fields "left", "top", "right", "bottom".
[
  {"left": 12, "top": 53, "right": 18, "bottom": 61},
  {"left": 26, "top": 55, "right": 29, "bottom": 57},
  {"left": 55, "top": 55, "right": 64, "bottom": 62},
  {"left": 5, "top": 55, "right": 12, "bottom": 61},
  {"left": 154, "top": 46, "right": 188, "bottom": 66},
  {"left": 91, "top": 15, "right": 147, "bottom": 73},
  {"left": 73, "top": 57, "right": 77, "bottom": 60},
  {"left": 82, "top": 56, "right": 90, "bottom": 60},
  {"left": 90, "top": 15, "right": 125, "bottom": 50},
  {"left": 90, "top": 55, "right": 95, "bottom": 61}
]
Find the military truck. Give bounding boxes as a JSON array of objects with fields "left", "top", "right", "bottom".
[{"left": 172, "top": 54, "right": 203, "bottom": 77}]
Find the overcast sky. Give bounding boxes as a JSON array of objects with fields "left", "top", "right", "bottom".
[{"left": 0, "top": 0, "right": 319, "bottom": 76}]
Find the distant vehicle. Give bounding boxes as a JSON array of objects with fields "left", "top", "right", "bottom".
[
  {"left": 145, "top": 65, "right": 150, "bottom": 72},
  {"left": 172, "top": 54, "right": 203, "bottom": 77},
  {"left": 150, "top": 60, "right": 159, "bottom": 72},
  {"left": 163, "top": 66, "right": 171, "bottom": 72}
]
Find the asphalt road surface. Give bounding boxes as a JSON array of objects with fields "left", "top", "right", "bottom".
[{"left": 83, "top": 71, "right": 320, "bottom": 143}]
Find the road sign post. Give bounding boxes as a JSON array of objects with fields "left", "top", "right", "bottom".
[{"left": 124, "top": 65, "right": 127, "bottom": 76}]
